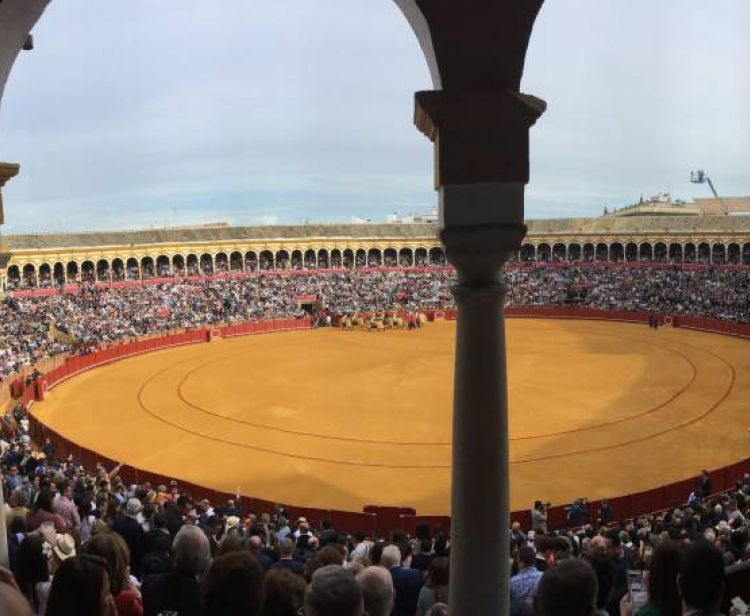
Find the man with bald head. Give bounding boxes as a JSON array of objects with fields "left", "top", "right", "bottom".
[
  {"left": 247, "top": 534, "right": 273, "bottom": 570},
  {"left": 356, "top": 566, "right": 394, "bottom": 616}
]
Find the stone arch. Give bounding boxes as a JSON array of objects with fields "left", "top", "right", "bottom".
[
  {"left": 229, "top": 251, "right": 243, "bottom": 272},
  {"left": 743, "top": 243, "right": 750, "bottom": 265},
  {"left": 156, "top": 255, "right": 171, "bottom": 276},
  {"left": 330, "top": 249, "right": 342, "bottom": 268},
  {"left": 53, "top": 262, "right": 65, "bottom": 285},
  {"left": 639, "top": 243, "right": 652, "bottom": 262},
  {"left": 38, "top": 262, "right": 51, "bottom": 286},
  {"left": 398, "top": 247, "right": 413, "bottom": 266},
  {"left": 66, "top": 261, "right": 80, "bottom": 282},
  {"left": 214, "top": 252, "right": 228, "bottom": 273},
  {"left": 186, "top": 254, "right": 199, "bottom": 275},
  {"left": 727, "top": 243, "right": 741, "bottom": 264},
  {"left": 595, "top": 242, "right": 608, "bottom": 262},
  {"left": 96, "top": 259, "right": 110, "bottom": 282},
  {"left": 172, "top": 255, "right": 185, "bottom": 276},
  {"left": 22, "top": 263, "right": 37, "bottom": 287},
  {"left": 317, "top": 249, "right": 329, "bottom": 269},
  {"left": 567, "top": 243, "right": 581, "bottom": 262},
  {"left": 668, "top": 243, "right": 683, "bottom": 264},
  {"left": 697, "top": 242, "right": 710, "bottom": 263},
  {"left": 684, "top": 243, "right": 696, "bottom": 263},
  {"left": 519, "top": 244, "right": 535, "bottom": 262},
  {"left": 258, "top": 250, "right": 273, "bottom": 271},
  {"left": 536, "top": 243, "right": 551, "bottom": 262},
  {"left": 711, "top": 243, "right": 726, "bottom": 265},
  {"left": 582, "top": 243, "right": 595, "bottom": 262},
  {"left": 355, "top": 249, "right": 366, "bottom": 268},
  {"left": 342, "top": 249, "right": 354, "bottom": 268},
  {"left": 140, "top": 256, "right": 154, "bottom": 278},
  {"left": 7, "top": 264, "right": 20, "bottom": 288},
  {"left": 304, "top": 248, "right": 317, "bottom": 269},
  {"left": 384, "top": 248, "right": 398, "bottom": 266},
  {"left": 625, "top": 242, "right": 638, "bottom": 262},
  {"left": 111, "top": 258, "right": 124, "bottom": 281},
  {"left": 610, "top": 242, "right": 624, "bottom": 263},
  {"left": 429, "top": 246, "right": 445, "bottom": 265},
  {"left": 291, "top": 249, "right": 303, "bottom": 270},
  {"left": 552, "top": 243, "right": 566, "bottom": 262},
  {"left": 81, "top": 260, "right": 95, "bottom": 282},
  {"left": 653, "top": 242, "right": 667, "bottom": 263},
  {"left": 368, "top": 248, "right": 382, "bottom": 267},
  {"left": 275, "top": 250, "right": 289, "bottom": 270},
  {"left": 245, "top": 251, "right": 259, "bottom": 272},
  {"left": 198, "top": 253, "right": 213, "bottom": 275},
  {"left": 415, "top": 247, "right": 428, "bottom": 266},
  {"left": 126, "top": 257, "right": 140, "bottom": 280}
]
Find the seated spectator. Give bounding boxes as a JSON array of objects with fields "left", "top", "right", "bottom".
[
  {"left": 203, "top": 551, "right": 265, "bottom": 616},
  {"left": 356, "top": 565, "right": 395, "bottom": 616},
  {"left": 304, "top": 565, "right": 363, "bottom": 616}
]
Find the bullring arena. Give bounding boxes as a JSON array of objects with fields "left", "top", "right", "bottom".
[{"left": 25, "top": 310, "right": 750, "bottom": 515}]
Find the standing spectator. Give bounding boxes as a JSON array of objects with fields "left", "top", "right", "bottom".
[
  {"left": 677, "top": 541, "right": 725, "bottom": 616},
  {"left": 304, "top": 565, "right": 363, "bottom": 616},
  {"left": 82, "top": 532, "right": 143, "bottom": 616},
  {"left": 381, "top": 544, "right": 423, "bottom": 616},
  {"left": 45, "top": 555, "right": 118, "bottom": 616},
  {"left": 112, "top": 498, "right": 146, "bottom": 579},
  {"left": 534, "top": 558, "right": 599, "bottom": 616},
  {"left": 203, "top": 551, "right": 265, "bottom": 616},
  {"left": 52, "top": 482, "right": 80, "bottom": 531},
  {"left": 356, "top": 566, "right": 395, "bottom": 616},
  {"left": 417, "top": 557, "right": 449, "bottom": 616},
  {"left": 697, "top": 470, "right": 713, "bottom": 500},
  {"left": 511, "top": 547, "right": 542, "bottom": 607},
  {"left": 262, "top": 568, "right": 307, "bottom": 616}
]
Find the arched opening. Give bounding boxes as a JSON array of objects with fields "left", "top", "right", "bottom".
[
  {"left": 595, "top": 243, "right": 608, "bottom": 262},
  {"left": 711, "top": 243, "right": 726, "bottom": 265},
  {"left": 727, "top": 243, "right": 741, "bottom": 264},
  {"left": 609, "top": 243, "right": 624, "bottom": 263},
  {"left": 343, "top": 249, "right": 355, "bottom": 269},
  {"left": 415, "top": 247, "right": 428, "bottom": 266},
  {"left": 429, "top": 247, "right": 445, "bottom": 265},
  {"left": 397, "top": 247, "right": 412, "bottom": 266},
  {"left": 653, "top": 242, "right": 667, "bottom": 263},
  {"left": 22, "top": 264, "right": 37, "bottom": 287},
  {"left": 567, "top": 243, "right": 581, "bottom": 262},
  {"left": 140, "top": 256, "right": 154, "bottom": 279},
  {"left": 186, "top": 254, "right": 199, "bottom": 276},
  {"left": 81, "top": 260, "right": 95, "bottom": 282},
  {"left": 214, "top": 252, "right": 228, "bottom": 273},
  {"left": 330, "top": 249, "right": 342, "bottom": 268},
  {"left": 172, "top": 255, "right": 185, "bottom": 276},
  {"left": 317, "top": 249, "right": 329, "bottom": 269},
  {"left": 520, "top": 244, "right": 535, "bottom": 262},
  {"left": 743, "top": 243, "right": 750, "bottom": 265},
  {"left": 291, "top": 250, "right": 303, "bottom": 270},
  {"left": 304, "top": 249, "right": 317, "bottom": 269},
  {"left": 552, "top": 243, "right": 566, "bottom": 262},
  {"left": 625, "top": 243, "right": 638, "bottom": 262},
  {"left": 6, "top": 265, "right": 20, "bottom": 289},
  {"left": 368, "top": 248, "right": 382, "bottom": 267},
  {"left": 38, "top": 263, "right": 51, "bottom": 287},
  {"left": 537, "top": 243, "right": 551, "bottom": 262},
  {"left": 96, "top": 259, "right": 110, "bottom": 282},
  {"left": 582, "top": 243, "right": 595, "bottom": 262},
  {"left": 126, "top": 257, "right": 139, "bottom": 280},
  {"left": 259, "top": 250, "right": 273, "bottom": 271},
  {"left": 199, "top": 253, "right": 214, "bottom": 275},
  {"left": 639, "top": 243, "right": 652, "bottom": 262},
  {"left": 229, "top": 251, "right": 243, "bottom": 272},
  {"left": 275, "top": 250, "right": 289, "bottom": 270},
  {"left": 355, "top": 249, "right": 366, "bottom": 268},
  {"left": 245, "top": 251, "right": 258, "bottom": 272},
  {"left": 156, "top": 255, "right": 171, "bottom": 277},
  {"left": 53, "top": 262, "right": 65, "bottom": 285},
  {"left": 697, "top": 242, "right": 710, "bottom": 264},
  {"left": 684, "top": 243, "right": 696, "bottom": 263},
  {"left": 111, "top": 258, "right": 124, "bottom": 281},
  {"left": 66, "top": 261, "right": 79, "bottom": 283},
  {"left": 384, "top": 248, "right": 399, "bottom": 267},
  {"left": 668, "top": 243, "right": 683, "bottom": 264}
]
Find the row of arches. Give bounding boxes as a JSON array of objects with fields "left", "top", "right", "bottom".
[
  {"left": 515, "top": 241, "right": 750, "bottom": 265},
  {"left": 6, "top": 246, "right": 448, "bottom": 288}
]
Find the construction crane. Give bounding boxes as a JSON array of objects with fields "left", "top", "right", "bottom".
[{"left": 690, "top": 169, "right": 728, "bottom": 215}]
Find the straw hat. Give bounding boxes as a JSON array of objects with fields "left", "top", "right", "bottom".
[
  {"left": 53, "top": 534, "right": 76, "bottom": 561},
  {"left": 226, "top": 516, "right": 241, "bottom": 532}
]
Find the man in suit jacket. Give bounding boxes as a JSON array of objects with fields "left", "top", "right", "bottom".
[
  {"left": 142, "top": 525, "right": 210, "bottom": 616},
  {"left": 112, "top": 498, "right": 146, "bottom": 579},
  {"left": 381, "top": 545, "right": 422, "bottom": 616}
]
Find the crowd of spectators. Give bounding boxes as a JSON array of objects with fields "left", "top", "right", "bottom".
[
  {"left": 2, "top": 265, "right": 750, "bottom": 379},
  {"left": 1, "top": 415, "right": 749, "bottom": 616}
]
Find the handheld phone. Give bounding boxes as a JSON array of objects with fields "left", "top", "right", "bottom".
[{"left": 731, "top": 597, "right": 748, "bottom": 616}]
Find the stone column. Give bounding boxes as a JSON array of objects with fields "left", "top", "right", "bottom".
[{"left": 414, "top": 89, "right": 545, "bottom": 616}]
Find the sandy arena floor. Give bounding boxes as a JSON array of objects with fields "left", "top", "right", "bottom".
[{"left": 32, "top": 319, "right": 750, "bottom": 515}]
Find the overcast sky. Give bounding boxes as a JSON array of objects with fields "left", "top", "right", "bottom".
[{"left": 1, "top": 0, "right": 749, "bottom": 232}]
